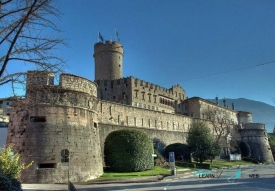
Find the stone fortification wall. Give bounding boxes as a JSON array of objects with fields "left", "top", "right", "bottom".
[
  {"left": 96, "top": 77, "right": 132, "bottom": 105},
  {"left": 6, "top": 71, "right": 103, "bottom": 183},
  {"left": 7, "top": 102, "right": 103, "bottom": 183},
  {"left": 60, "top": 74, "right": 97, "bottom": 97},
  {"left": 97, "top": 100, "right": 192, "bottom": 132},
  {"left": 96, "top": 77, "right": 187, "bottom": 114},
  {"left": 131, "top": 78, "right": 186, "bottom": 114},
  {"left": 240, "top": 123, "right": 274, "bottom": 163}
]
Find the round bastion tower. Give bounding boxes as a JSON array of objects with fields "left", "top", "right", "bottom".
[{"left": 93, "top": 41, "right": 124, "bottom": 80}]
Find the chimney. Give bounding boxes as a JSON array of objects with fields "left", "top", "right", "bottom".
[
  {"left": 215, "top": 96, "right": 219, "bottom": 105},
  {"left": 223, "top": 98, "right": 226, "bottom": 107}
]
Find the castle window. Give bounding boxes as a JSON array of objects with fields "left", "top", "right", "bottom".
[
  {"left": 142, "top": 92, "right": 145, "bottom": 100},
  {"left": 142, "top": 118, "right": 143, "bottom": 126},
  {"left": 148, "top": 119, "right": 150, "bottom": 127},
  {"left": 139, "top": 103, "right": 142, "bottom": 107},
  {"left": 38, "top": 163, "right": 57, "bottom": 169},
  {"left": 104, "top": 80, "right": 107, "bottom": 86},
  {"left": 152, "top": 106, "right": 155, "bottom": 110},
  {"left": 143, "top": 104, "right": 146, "bottom": 108},
  {"left": 30, "top": 116, "right": 46, "bottom": 122},
  {"left": 148, "top": 105, "right": 150, "bottom": 109},
  {"left": 118, "top": 115, "right": 120, "bottom": 124},
  {"left": 134, "top": 117, "right": 136, "bottom": 126},
  {"left": 94, "top": 122, "right": 98, "bottom": 128},
  {"left": 148, "top": 94, "right": 151, "bottom": 102}
]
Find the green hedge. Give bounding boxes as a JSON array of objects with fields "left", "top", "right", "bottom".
[
  {"left": 175, "top": 162, "right": 196, "bottom": 168},
  {"left": 104, "top": 129, "right": 154, "bottom": 172},
  {"left": 195, "top": 163, "right": 211, "bottom": 169},
  {"left": 242, "top": 157, "right": 262, "bottom": 164},
  {"left": 0, "top": 170, "right": 22, "bottom": 191}
]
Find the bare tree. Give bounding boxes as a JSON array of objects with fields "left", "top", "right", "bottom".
[
  {"left": 0, "top": 0, "right": 66, "bottom": 96},
  {"left": 202, "top": 108, "right": 235, "bottom": 145}
]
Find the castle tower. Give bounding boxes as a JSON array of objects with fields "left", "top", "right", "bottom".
[
  {"left": 240, "top": 123, "right": 274, "bottom": 163},
  {"left": 93, "top": 41, "right": 124, "bottom": 80}
]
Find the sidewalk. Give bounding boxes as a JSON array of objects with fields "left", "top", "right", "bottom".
[{"left": 22, "top": 170, "right": 194, "bottom": 191}]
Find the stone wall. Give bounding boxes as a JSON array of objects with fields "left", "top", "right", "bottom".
[
  {"left": 94, "top": 41, "right": 124, "bottom": 81},
  {"left": 6, "top": 102, "right": 103, "bottom": 183},
  {"left": 97, "top": 100, "right": 192, "bottom": 132},
  {"left": 240, "top": 123, "right": 274, "bottom": 163},
  {"left": 60, "top": 74, "right": 97, "bottom": 97}
]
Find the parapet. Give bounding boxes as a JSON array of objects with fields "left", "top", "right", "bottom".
[
  {"left": 94, "top": 41, "right": 124, "bottom": 56},
  {"left": 60, "top": 73, "right": 97, "bottom": 97},
  {"left": 245, "top": 123, "right": 265, "bottom": 130}
]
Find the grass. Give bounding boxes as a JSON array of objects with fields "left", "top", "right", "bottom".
[
  {"left": 92, "top": 159, "right": 255, "bottom": 181},
  {"left": 204, "top": 159, "right": 255, "bottom": 169}
]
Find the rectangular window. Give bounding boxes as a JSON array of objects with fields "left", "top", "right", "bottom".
[
  {"left": 38, "top": 163, "right": 57, "bottom": 168},
  {"left": 104, "top": 80, "right": 107, "bottom": 86},
  {"left": 94, "top": 122, "right": 98, "bottom": 128},
  {"left": 30, "top": 116, "right": 46, "bottom": 122}
]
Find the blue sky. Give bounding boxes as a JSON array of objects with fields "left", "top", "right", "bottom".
[{"left": 1, "top": 0, "right": 275, "bottom": 106}]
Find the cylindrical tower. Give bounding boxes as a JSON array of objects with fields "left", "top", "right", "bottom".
[
  {"left": 93, "top": 41, "right": 124, "bottom": 80},
  {"left": 240, "top": 123, "right": 274, "bottom": 164}
]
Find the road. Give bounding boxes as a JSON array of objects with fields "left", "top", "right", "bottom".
[{"left": 23, "top": 164, "right": 275, "bottom": 191}]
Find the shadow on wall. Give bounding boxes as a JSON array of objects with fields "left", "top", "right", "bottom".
[
  {"left": 0, "top": 127, "right": 8, "bottom": 148},
  {"left": 153, "top": 138, "right": 166, "bottom": 155}
]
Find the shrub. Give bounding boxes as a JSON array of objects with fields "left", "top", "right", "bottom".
[
  {"left": 229, "top": 140, "right": 241, "bottom": 154},
  {"left": 104, "top": 129, "right": 154, "bottom": 172},
  {"left": 154, "top": 149, "right": 169, "bottom": 168},
  {"left": 165, "top": 143, "right": 191, "bottom": 162},
  {"left": 0, "top": 170, "right": 22, "bottom": 191},
  {"left": 0, "top": 147, "right": 32, "bottom": 191},
  {"left": 175, "top": 161, "right": 196, "bottom": 168},
  {"left": 239, "top": 141, "right": 251, "bottom": 158}
]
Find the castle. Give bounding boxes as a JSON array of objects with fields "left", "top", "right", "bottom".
[{"left": 6, "top": 40, "right": 274, "bottom": 183}]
